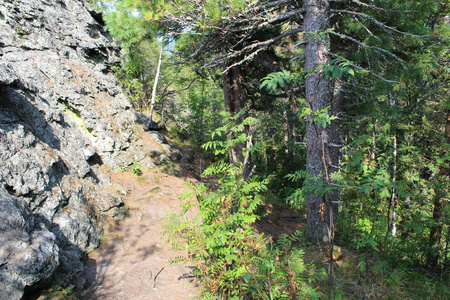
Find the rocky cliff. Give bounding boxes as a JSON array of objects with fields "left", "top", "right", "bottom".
[{"left": 0, "top": 0, "right": 164, "bottom": 298}]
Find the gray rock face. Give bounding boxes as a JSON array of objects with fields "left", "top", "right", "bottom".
[
  {"left": 0, "top": 191, "right": 59, "bottom": 300},
  {"left": 0, "top": 0, "right": 151, "bottom": 298},
  {"left": 0, "top": 0, "right": 138, "bottom": 170}
]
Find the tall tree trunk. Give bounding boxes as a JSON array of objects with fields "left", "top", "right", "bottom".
[
  {"left": 329, "top": 78, "right": 342, "bottom": 237},
  {"left": 147, "top": 42, "right": 164, "bottom": 130},
  {"left": 389, "top": 92, "right": 398, "bottom": 237},
  {"left": 282, "top": 100, "right": 290, "bottom": 169},
  {"left": 427, "top": 109, "right": 450, "bottom": 268},
  {"left": 197, "top": 82, "right": 206, "bottom": 145},
  {"left": 303, "top": 0, "right": 338, "bottom": 242},
  {"left": 223, "top": 65, "right": 247, "bottom": 164}
]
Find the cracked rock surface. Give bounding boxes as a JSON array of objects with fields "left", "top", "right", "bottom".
[
  {"left": 0, "top": 191, "right": 59, "bottom": 300},
  {"left": 0, "top": 0, "right": 168, "bottom": 298}
]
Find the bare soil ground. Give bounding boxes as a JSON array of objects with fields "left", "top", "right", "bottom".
[
  {"left": 81, "top": 131, "right": 204, "bottom": 300},
  {"left": 81, "top": 168, "right": 200, "bottom": 300},
  {"left": 79, "top": 131, "right": 306, "bottom": 300}
]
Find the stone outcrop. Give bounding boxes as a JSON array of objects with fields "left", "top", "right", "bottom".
[
  {"left": 0, "top": 191, "right": 59, "bottom": 300},
  {"left": 0, "top": 0, "right": 177, "bottom": 298}
]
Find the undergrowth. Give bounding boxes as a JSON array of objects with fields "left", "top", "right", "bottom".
[
  {"left": 164, "top": 112, "right": 449, "bottom": 299},
  {"left": 176, "top": 168, "right": 325, "bottom": 299},
  {"left": 168, "top": 114, "right": 325, "bottom": 299},
  {"left": 30, "top": 285, "right": 79, "bottom": 300},
  {"left": 163, "top": 212, "right": 186, "bottom": 250}
]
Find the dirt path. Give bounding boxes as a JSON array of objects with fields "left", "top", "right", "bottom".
[
  {"left": 79, "top": 131, "right": 306, "bottom": 300},
  {"left": 82, "top": 162, "right": 200, "bottom": 299}
]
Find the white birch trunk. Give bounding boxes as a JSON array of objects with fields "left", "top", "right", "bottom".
[{"left": 148, "top": 42, "right": 164, "bottom": 130}]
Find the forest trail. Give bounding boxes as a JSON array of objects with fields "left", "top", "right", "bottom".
[
  {"left": 82, "top": 133, "right": 201, "bottom": 300},
  {"left": 80, "top": 131, "right": 306, "bottom": 300}
]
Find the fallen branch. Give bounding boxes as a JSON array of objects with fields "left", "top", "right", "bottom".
[{"left": 153, "top": 267, "right": 165, "bottom": 289}]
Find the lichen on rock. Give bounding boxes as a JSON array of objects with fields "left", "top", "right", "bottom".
[
  {"left": 0, "top": 0, "right": 184, "bottom": 298},
  {"left": 0, "top": 0, "right": 143, "bottom": 298}
]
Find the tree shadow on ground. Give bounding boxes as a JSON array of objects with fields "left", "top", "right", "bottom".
[
  {"left": 255, "top": 202, "right": 306, "bottom": 240},
  {"left": 81, "top": 220, "right": 125, "bottom": 300}
]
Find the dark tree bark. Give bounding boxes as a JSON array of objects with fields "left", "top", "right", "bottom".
[
  {"left": 303, "top": 0, "right": 339, "bottom": 242},
  {"left": 428, "top": 194, "right": 445, "bottom": 268},
  {"left": 427, "top": 109, "right": 450, "bottom": 268},
  {"left": 223, "top": 65, "right": 247, "bottom": 164}
]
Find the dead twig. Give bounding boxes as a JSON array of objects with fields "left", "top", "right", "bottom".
[{"left": 153, "top": 267, "right": 165, "bottom": 289}]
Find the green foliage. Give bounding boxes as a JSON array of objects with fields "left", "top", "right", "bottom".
[
  {"left": 286, "top": 170, "right": 328, "bottom": 196},
  {"left": 321, "top": 58, "right": 363, "bottom": 79},
  {"left": 282, "top": 102, "right": 342, "bottom": 209},
  {"left": 202, "top": 110, "right": 257, "bottom": 157},
  {"left": 401, "top": 270, "right": 450, "bottom": 300},
  {"left": 120, "top": 160, "right": 142, "bottom": 175},
  {"left": 99, "top": 1, "right": 156, "bottom": 48},
  {"left": 285, "top": 188, "right": 306, "bottom": 211},
  {"left": 180, "top": 179, "right": 324, "bottom": 299},
  {"left": 131, "top": 161, "right": 142, "bottom": 176},
  {"left": 112, "top": 69, "right": 146, "bottom": 109},
  {"left": 98, "top": 1, "right": 169, "bottom": 110},
  {"left": 39, "top": 285, "right": 78, "bottom": 300},
  {"left": 101, "top": 0, "right": 449, "bottom": 296},
  {"left": 260, "top": 70, "right": 303, "bottom": 93},
  {"left": 179, "top": 166, "right": 266, "bottom": 297},
  {"left": 326, "top": 1, "right": 450, "bottom": 273},
  {"left": 300, "top": 106, "right": 337, "bottom": 129},
  {"left": 163, "top": 212, "right": 186, "bottom": 250},
  {"left": 177, "top": 76, "right": 224, "bottom": 145},
  {"left": 177, "top": 117, "right": 323, "bottom": 299},
  {"left": 248, "top": 231, "right": 326, "bottom": 300}
]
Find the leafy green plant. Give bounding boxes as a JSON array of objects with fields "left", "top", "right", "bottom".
[
  {"left": 131, "top": 162, "right": 142, "bottom": 176},
  {"left": 177, "top": 115, "right": 323, "bottom": 299},
  {"left": 299, "top": 106, "right": 337, "bottom": 129},
  {"left": 321, "top": 58, "right": 361, "bottom": 79},
  {"left": 162, "top": 212, "right": 186, "bottom": 250},
  {"left": 260, "top": 70, "right": 303, "bottom": 93},
  {"left": 248, "top": 231, "right": 326, "bottom": 300},
  {"left": 119, "top": 160, "right": 143, "bottom": 175},
  {"left": 39, "top": 285, "right": 78, "bottom": 300},
  {"left": 179, "top": 160, "right": 268, "bottom": 298}
]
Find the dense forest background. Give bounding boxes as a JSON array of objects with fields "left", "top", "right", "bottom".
[{"left": 96, "top": 0, "right": 449, "bottom": 298}]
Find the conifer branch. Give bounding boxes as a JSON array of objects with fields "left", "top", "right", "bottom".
[{"left": 331, "top": 9, "right": 430, "bottom": 38}]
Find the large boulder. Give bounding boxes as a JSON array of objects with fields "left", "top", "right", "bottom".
[
  {"left": 0, "top": 0, "right": 152, "bottom": 298},
  {"left": 0, "top": 0, "right": 138, "bottom": 171},
  {"left": 0, "top": 191, "right": 59, "bottom": 300}
]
